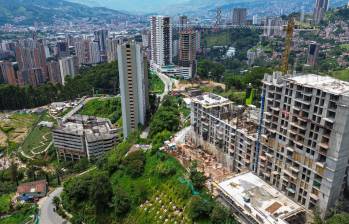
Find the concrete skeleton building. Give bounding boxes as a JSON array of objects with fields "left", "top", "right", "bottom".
[
  {"left": 191, "top": 73, "right": 349, "bottom": 219},
  {"left": 117, "top": 41, "right": 149, "bottom": 139},
  {"left": 53, "top": 115, "right": 119, "bottom": 161},
  {"left": 191, "top": 93, "right": 259, "bottom": 173},
  {"left": 259, "top": 73, "right": 349, "bottom": 217},
  {"left": 150, "top": 16, "right": 173, "bottom": 68}
]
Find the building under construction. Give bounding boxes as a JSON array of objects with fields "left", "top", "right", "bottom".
[{"left": 190, "top": 93, "right": 259, "bottom": 173}]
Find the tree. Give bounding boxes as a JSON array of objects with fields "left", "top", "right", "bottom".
[
  {"left": 156, "top": 162, "right": 176, "bottom": 178},
  {"left": 210, "top": 204, "right": 236, "bottom": 224},
  {"left": 326, "top": 213, "right": 349, "bottom": 224},
  {"left": 188, "top": 196, "right": 213, "bottom": 220},
  {"left": 123, "top": 151, "right": 146, "bottom": 178},
  {"left": 53, "top": 196, "right": 61, "bottom": 208},
  {"left": 0, "top": 61, "right": 118, "bottom": 110},
  {"left": 9, "top": 161, "right": 18, "bottom": 186},
  {"left": 112, "top": 187, "right": 131, "bottom": 216},
  {"left": 149, "top": 96, "right": 180, "bottom": 137},
  {"left": 88, "top": 172, "right": 113, "bottom": 214},
  {"left": 189, "top": 161, "right": 207, "bottom": 190}
]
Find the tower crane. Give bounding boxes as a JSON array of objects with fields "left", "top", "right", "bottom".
[{"left": 281, "top": 18, "right": 295, "bottom": 75}]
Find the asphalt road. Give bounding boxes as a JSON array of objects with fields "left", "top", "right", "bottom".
[
  {"left": 38, "top": 187, "right": 69, "bottom": 224},
  {"left": 156, "top": 72, "right": 174, "bottom": 101}
]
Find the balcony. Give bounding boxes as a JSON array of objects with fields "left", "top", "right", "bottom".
[
  {"left": 272, "top": 171, "right": 279, "bottom": 176},
  {"left": 310, "top": 193, "right": 319, "bottom": 201},
  {"left": 265, "top": 152, "right": 274, "bottom": 159},
  {"left": 290, "top": 166, "right": 299, "bottom": 173},
  {"left": 259, "top": 155, "right": 267, "bottom": 162},
  {"left": 270, "top": 106, "right": 280, "bottom": 112},
  {"left": 319, "top": 142, "right": 329, "bottom": 150},
  {"left": 284, "top": 170, "right": 297, "bottom": 180}
]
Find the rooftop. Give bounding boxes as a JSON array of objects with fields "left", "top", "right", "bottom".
[
  {"left": 55, "top": 115, "right": 117, "bottom": 141},
  {"left": 219, "top": 172, "right": 304, "bottom": 224},
  {"left": 288, "top": 74, "right": 349, "bottom": 96},
  {"left": 17, "top": 180, "right": 47, "bottom": 194},
  {"left": 192, "top": 93, "right": 231, "bottom": 108}
]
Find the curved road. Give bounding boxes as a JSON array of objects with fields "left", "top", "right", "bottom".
[
  {"left": 156, "top": 71, "right": 176, "bottom": 101},
  {"left": 38, "top": 187, "right": 69, "bottom": 224}
]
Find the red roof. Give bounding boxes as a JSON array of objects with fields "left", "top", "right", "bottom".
[{"left": 17, "top": 180, "right": 47, "bottom": 194}]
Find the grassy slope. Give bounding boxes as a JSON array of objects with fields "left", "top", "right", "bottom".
[
  {"left": 20, "top": 113, "right": 55, "bottom": 156},
  {"left": 0, "top": 113, "right": 39, "bottom": 154},
  {"left": 331, "top": 69, "right": 349, "bottom": 81},
  {"left": 149, "top": 71, "right": 165, "bottom": 94},
  {"left": 0, "top": 205, "right": 36, "bottom": 224},
  {"left": 0, "top": 194, "right": 12, "bottom": 214},
  {"left": 204, "top": 31, "right": 230, "bottom": 48},
  {"left": 79, "top": 97, "right": 121, "bottom": 125}
]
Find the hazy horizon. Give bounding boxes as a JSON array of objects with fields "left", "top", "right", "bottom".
[{"left": 69, "top": 0, "right": 190, "bottom": 13}]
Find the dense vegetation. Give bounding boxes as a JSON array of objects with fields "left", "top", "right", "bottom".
[
  {"left": 0, "top": 62, "right": 118, "bottom": 110},
  {"left": 79, "top": 97, "right": 122, "bottom": 124},
  {"left": 203, "top": 29, "right": 261, "bottom": 61},
  {"left": 148, "top": 96, "right": 181, "bottom": 137},
  {"left": 149, "top": 71, "right": 165, "bottom": 93},
  {"left": 327, "top": 7, "right": 349, "bottom": 22}
]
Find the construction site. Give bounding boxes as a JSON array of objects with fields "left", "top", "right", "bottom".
[{"left": 162, "top": 91, "right": 311, "bottom": 224}]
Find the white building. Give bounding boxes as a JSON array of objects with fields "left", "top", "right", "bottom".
[
  {"left": 226, "top": 47, "right": 236, "bottom": 58},
  {"left": 117, "top": 41, "right": 149, "bottom": 138},
  {"left": 150, "top": 16, "right": 173, "bottom": 68},
  {"left": 59, "top": 56, "right": 76, "bottom": 85}
]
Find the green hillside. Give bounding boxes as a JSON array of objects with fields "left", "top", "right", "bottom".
[{"left": 0, "top": 0, "right": 130, "bottom": 25}]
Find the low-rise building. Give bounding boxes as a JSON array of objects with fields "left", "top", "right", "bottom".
[
  {"left": 53, "top": 115, "right": 120, "bottom": 161},
  {"left": 17, "top": 180, "right": 48, "bottom": 202},
  {"left": 218, "top": 172, "right": 305, "bottom": 224}
]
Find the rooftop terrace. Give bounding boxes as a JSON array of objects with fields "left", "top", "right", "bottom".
[
  {"left": 289, "top": 74, "right": 349, "bottom": 96},
  {"left": 219, "top": 172, "right": 304, "bottom": 224},
  {"left": 192, "top": 93, "right": 231, "bottom": 108}
]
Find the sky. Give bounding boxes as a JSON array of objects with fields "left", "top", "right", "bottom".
[{"left": 70, "top": 0, "right": 190, "bottom": 13}]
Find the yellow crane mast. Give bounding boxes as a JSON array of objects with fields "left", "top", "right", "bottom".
[{"left": 281, "top": 18, "right": 295, "bottom": 75}]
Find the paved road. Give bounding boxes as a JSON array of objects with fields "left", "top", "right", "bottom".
[
  {"left": 156, "top": 72, "right": 175, "bottom": 101},
  {"left": 38, "top": 187, "right": 69, "bottom": 224}
]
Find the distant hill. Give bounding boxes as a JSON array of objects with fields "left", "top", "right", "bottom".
[
  {"left": 161, "top": 0, "right": 348, "bottom": 16},
  {"left": 0, "top": 0, "right": 130, "bottom": 25}
]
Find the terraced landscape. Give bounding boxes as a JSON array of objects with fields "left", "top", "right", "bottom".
[
  {"left": 0, "top": 113, "right": 39, "bottom": 154},
  {"left": 20, "top": 112, "right": 56, "bottom": 159}
]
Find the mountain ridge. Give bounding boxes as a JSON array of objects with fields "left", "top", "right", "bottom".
[{"left": 0, "top": 0, "right": 131, "bottom": 25}]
